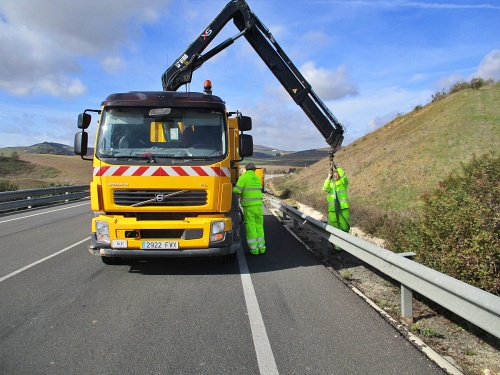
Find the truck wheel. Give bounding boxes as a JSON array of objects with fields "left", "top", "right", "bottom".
[{"left": 101, "top": 256, "right": 122, "bottom": 265}]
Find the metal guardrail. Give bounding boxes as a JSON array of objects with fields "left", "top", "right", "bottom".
[
  {"left": 0, "top": 185, "right": 89, "bottom": 212},
  {"left": 267, "top": 197, "right": 500, "bottom": 339}
]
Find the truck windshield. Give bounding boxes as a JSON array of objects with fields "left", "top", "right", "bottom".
[{"left": 96, "top": 107, "right": 227, "bottom": 161}]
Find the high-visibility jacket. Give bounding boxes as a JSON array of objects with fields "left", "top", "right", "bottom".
[
  {"left": 323, "top": 167, "right": 349, "bottom": 212},
  {"left": 233, "top": 170, "right": 263, "bottom": 207}
]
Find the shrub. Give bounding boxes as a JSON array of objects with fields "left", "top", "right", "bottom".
[
  {"left": 380, "top": 153, "right": 500, "bottom": 295},
  {"left": 0, "top": 179, "right": 18, "bottom": 192},
  {"left": 430, "top": 77, "right": 496, "bottom": 102},
  {"left": 431, "top": 89, "right": 447, "bottom": 103},
  {"left": 449, "top": 80, "right": 470, "bottom": 95}
]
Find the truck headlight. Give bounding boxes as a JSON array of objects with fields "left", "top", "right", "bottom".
[
  {"left": 210, "top": 220, "right": 225, "bottom": 242},
  {"left": 95, "top": 220, "right": 110, "bottom": 244}
]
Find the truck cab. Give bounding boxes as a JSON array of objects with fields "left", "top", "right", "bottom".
[{"left": 75, "top": 89, "right": 253, "bottom": 264}]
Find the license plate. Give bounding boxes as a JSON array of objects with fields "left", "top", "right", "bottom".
[
  {"left": 112, "top": 240, "right": 128, "bottom": 248},
  {"left": 141, "top": 241, "right": 179, "bottom": 250}
]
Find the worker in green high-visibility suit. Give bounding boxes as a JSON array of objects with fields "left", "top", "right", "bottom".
[
  {"left": 323, "top": 165, "right": 350, "bottom": 250},
  {"left": 233, "top": 163, "right": 266, "bottom": 255}
]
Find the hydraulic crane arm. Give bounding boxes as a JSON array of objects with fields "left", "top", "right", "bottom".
[{"left": 162, "top": 0, "right": 344, "bottom": 151}]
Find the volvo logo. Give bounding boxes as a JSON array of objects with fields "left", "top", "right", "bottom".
[{"left": 155, "top": 194, "right": 165, "bottom": 202}]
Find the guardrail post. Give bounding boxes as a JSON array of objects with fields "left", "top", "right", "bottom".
[
  {"left": 398, "top": 252, "right": 416, "bottom": 324},
  {"left": 401, "top": 284, "right": 414, "bottom": 324},
  {"left": 321, "top": 237, "right": 329, "bottom": 256}
]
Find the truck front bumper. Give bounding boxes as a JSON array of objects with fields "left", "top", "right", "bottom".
[{"left": 89, "top": 233, "right": 239, "bottom": 258}]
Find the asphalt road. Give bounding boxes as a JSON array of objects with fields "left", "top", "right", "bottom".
[{"left": 0, "top": 201, "right": 447, "bottom": 374}]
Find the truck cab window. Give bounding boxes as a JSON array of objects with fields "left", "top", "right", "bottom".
[{"left": 96, "top": 107, "right": 227, "bottom": 160}]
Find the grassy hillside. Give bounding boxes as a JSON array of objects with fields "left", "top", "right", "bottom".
[
  {"left": 0, "top": 153, "right": 92, "bottom": 190},
  {"left": 279, "top": 82, "right": 500, "bottom": 213}
]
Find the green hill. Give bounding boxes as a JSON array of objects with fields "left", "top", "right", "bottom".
[
  {"left": 1, "top": 142, "right": 74, "bottom": 156},
  {"left": 278, "top": 81, "right": 500, "bottom": 212}
]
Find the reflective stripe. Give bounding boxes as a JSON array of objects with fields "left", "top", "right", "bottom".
[
  {"left": 247, "top": 238, "right": 258, "bottom": 244},
  {"left": 243, "top": 187, "right": 262, "bottom": 192},
  {"left": 328, "top": 199, "right": 348, "bottom": 205},
  {"left": 241, "top": 197, "right": 263, "bottom": 203}
]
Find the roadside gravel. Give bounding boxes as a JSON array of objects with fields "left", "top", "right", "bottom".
[{"left": 265, "top": 198, "right": 500, "bottom": 375}]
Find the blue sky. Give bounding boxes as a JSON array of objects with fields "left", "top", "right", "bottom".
[{"left": 0, "top": 0, "right": 499, "bottom": 151}]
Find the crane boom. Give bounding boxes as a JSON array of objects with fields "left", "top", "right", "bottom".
[{"left": 162, "top": 0, "right": 344, "bottom": 151}]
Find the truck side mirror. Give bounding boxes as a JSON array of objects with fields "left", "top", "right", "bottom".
[
  {"left": 239, "top": 116, "right": 252, "bottom": 132},
  {"left": 74, "top": 131, "right": 88, "bottom": 156},
  {"left": 78, "top": 113, "right": 92, "bottom": 129},
  {"left": 239, "top": 134, "right": 253, "bottom": 157}
]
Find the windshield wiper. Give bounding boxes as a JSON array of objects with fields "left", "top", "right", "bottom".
[
  {"left": 184, "top": 156, "right": 215, "bottom": 161},
  {"left": 154, "top": 155, "right": 215, "bottom": 161},
  {"left": 106, "top": 153, "right": 158, "bottom": 163}
]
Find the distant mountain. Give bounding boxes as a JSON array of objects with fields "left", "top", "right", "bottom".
[
  {"left": 245, "top": 147, "right": 330, "bottom": 167},
  {"left": 2, "top": 142, "right": 94, "bottom": 157},
  {"left": 281, "top": 148, "right": 329, "bottom": 159},
  {"left": 3, "top": 141, "right": 325, "bottom": 163},
  {"left": 253, "top": 145, "right": 289, "bottom": 156},
  {"left": 24, "top": 142, "right": 74, "bottom": 156}
]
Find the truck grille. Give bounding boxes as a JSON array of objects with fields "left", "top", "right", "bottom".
[{"left": 114, "top": 190, "right": 207, "bottom": 207}]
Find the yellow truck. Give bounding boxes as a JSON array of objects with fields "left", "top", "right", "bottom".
[
  {"left": 75, "top": 82, "right": 253, "bottom": 264},
  {"left": 74, "top": 0, "right": 345, "bottom": 265}
]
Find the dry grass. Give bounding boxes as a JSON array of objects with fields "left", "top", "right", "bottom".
[
  {"left": 277, "top": 82, "right": 500, "bottom": 213},
  {"left": 11, "top": 154, "right": 92, "bottom": 189}
]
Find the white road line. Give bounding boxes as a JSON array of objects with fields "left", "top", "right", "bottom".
[
  {"left": 237, "top": 246, "right": 279, "bottom": 375},
  {"left": 0, "top": 201, "right": 89, "bottom": 224},
  {"left": 0, "top": 237, "right": 90, "bottom": 283}
]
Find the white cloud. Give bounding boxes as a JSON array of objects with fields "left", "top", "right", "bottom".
[
  {"left": 432, "top": 73, "right": 464, "bottom": 91},
  {"left": 0, "top": 0, "right": 171, "bottom": 98},
  {"left": 102, "top": 56, "right": 127, "bottom": 74},
  {"left": 0, "top": 102, "right": 78, "bottom": 147},
  {"left": 475, "top": 49, "right": 500, "bottom": 80},
  {"left": 431, "top": 50, "right": 500, "bottom": 92},
  {"left": 38, "top": 76, "right": 87, "bottom": 97},
  {"left": 300, "top": 61, "right": 359, "bottom": 101},
  {"left": 367, "top": 111, "right": 399, "bottom": 131},
  {"left": 237, "top": 92, "right": 328, "bottom": 151}
]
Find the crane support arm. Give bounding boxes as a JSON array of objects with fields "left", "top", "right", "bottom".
[
  {"left": 162, "top": 1, "right": 253, "bottom": 92},
  {"left": 162, "top": 0, "right": 344, "bottom": 151}
]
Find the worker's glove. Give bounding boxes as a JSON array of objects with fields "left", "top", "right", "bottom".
[{"left": 328, "top": 172, "right": 333, "bottom": 179}]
